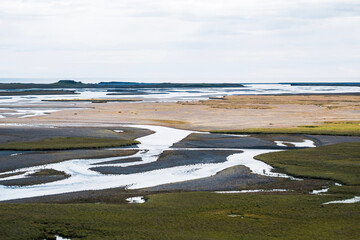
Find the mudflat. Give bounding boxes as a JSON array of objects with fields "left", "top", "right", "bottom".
[{"left": 2, "top": 94, "right": 359, "bottom": 131}]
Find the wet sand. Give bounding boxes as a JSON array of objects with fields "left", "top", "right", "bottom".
[
  {"left": 145, "top": 165, "right": 276, "bottom": 191},
  {"left": 0, "top": 149, "right": 138, "bottom": 173},
  {"left": 91, "top": 150, "right": 242, "bottom": 175},
  {"left": 1, "top": 94, "right": 359, "bottom": 131}
]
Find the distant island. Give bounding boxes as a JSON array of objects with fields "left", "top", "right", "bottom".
[
  {"left": 0, "top": 80, "right": 245, "bottom": 89},
  {"left": 282, "top": 82, "right": 360, "bottom": 87}
]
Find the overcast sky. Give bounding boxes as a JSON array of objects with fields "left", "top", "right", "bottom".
[{"left": 0, "top": 0, "right": 359, "bottom": 83}]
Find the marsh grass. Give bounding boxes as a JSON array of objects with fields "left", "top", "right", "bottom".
[
  {"left": 180, "top": 95, "right": 360, "bottom": 111},
  {"left": 149, "top": 119, "right": 189, "bottom": 125},
  {"left": 28, "top": 169, "right": 68, "bottom": 177},
  {"left": 212, "top": 121, "right": 360, "bottom": 136},
  {"left": 255, "top": 142, "right": 360, "bottom": 186},
  {"left": 0, "top": 137, "right": 139, "bottom": 151},
  {"left": 0, "top": 193, "right": 359, "bottom": 240}
]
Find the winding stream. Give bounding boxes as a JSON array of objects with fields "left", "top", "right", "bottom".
[{"left": 0, "top": 125, "right": 306, "bottom": 201}]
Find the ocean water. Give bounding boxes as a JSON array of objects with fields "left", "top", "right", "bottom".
[{"left": 0, "top": 83, "right": 359, "bottom": 105}]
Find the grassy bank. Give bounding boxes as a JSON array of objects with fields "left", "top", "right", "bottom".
[
  {"left": 255, "top": 142, "right": 360, "bottom": 186},
  {"left": 0, "top": 192, "right": 359, "bottom": 240},
  {"left": 0, "top": 137, "right": 139, "bottom": 151},
  {"left": 212, "top": 121, "right": 360, "bottom": 136}
]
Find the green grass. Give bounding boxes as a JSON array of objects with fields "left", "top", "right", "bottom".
[
  {"left": 28, "top": 169, "right": 68, "bottom": 177},
  {"left": 0, "top": 137, "right": 139, "bottom": 151},
  {"left": 255, "top": 142, "right": 360, "bottom": 186},
  {"left": 212, "top": 121, "right": 360, "bottom": 136},
  {"left": 0, "top": 192, "right": 359, "bottom": 240}
]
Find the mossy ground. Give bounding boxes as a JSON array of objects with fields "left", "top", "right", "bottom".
[
  {"left": 212, "top": 121, "right": 360, "bottom": 136},
  {"left": 255, "top": 142, "right": 360, "bottom": 186},
  {"left": 0, "top": 137, "right": 139, "bottom": 150},
  {"left": 29, "top": 169, "right": 68, "bottom": 177},
  {"left": 0, "top": 192, "right": 359, "bottom": 240}
]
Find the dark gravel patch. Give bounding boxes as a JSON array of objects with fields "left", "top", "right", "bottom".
[
  {"left": 0, "top": 126, "right": 153, "bottom": 143},
  {"left": 145, "top": 165, "right": 277, "bottom": 191},
  {"left": 0, "top": 149, "right": 138, "bottom": 173},
  {"left": 306, "top": 135, "right": 360, "bottom": 146},
  {"left": 0, "top": 175, "right": 69, "bottom": 186},
  {"left": 173, "top": 133, "right": 360, "bottom": 149},
  {"left": 91, "top": 150, "right": 241, "bottom": 175},
  {"left": 92, "top": 157, "right": 142, "bottom": 165},
  {"left": 172, "top": 133, "right": 296, "bottom": 149}
]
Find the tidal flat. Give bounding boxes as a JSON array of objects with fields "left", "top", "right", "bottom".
[{"left": 0, "top": 91, "right": 359, "bottom": 239}]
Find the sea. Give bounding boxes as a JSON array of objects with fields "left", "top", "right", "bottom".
[{"left": 0, "top": 80, "right": 359, "bottom": 105}]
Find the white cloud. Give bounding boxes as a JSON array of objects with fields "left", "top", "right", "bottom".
[{"left": 0, "top": 0, "right": 359, "bottom": 82}]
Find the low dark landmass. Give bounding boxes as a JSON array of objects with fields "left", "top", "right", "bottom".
[
  {"left": 98, "top": 81, "right": 245, "bottom": 88},
  {"left": 0, "top": 90, "right": 77, "bottom": 96},
  {"left": 91, "top": 150, "right": 241, "bottom": 175},
  {"left": 284, "top": 82, "right": 360, "bottom": 87},
  {"left": 0, "top": 80, "right": 244, "bottom": 89}
]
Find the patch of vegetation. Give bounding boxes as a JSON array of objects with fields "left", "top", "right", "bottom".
[
  {"left": 181, "top": 95, "right": 360, "bottom": 112},
  {"left": 212, "top": 121, "right": 360, "bottom": 136},
  {"left": 0, "top": 137, "right": 139, "bottom": 151},
  {"left": 149, "top": 119, "right": 189, "bottom": 125},
  {"left": 28, "top": 169, "right": 68, "bottom": 177},
  {"left": 0, "top": 192, "right": 359, "bottom": 239},
  {"left": 255, "top": 142, "right": 360, "bottom": 186}
]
